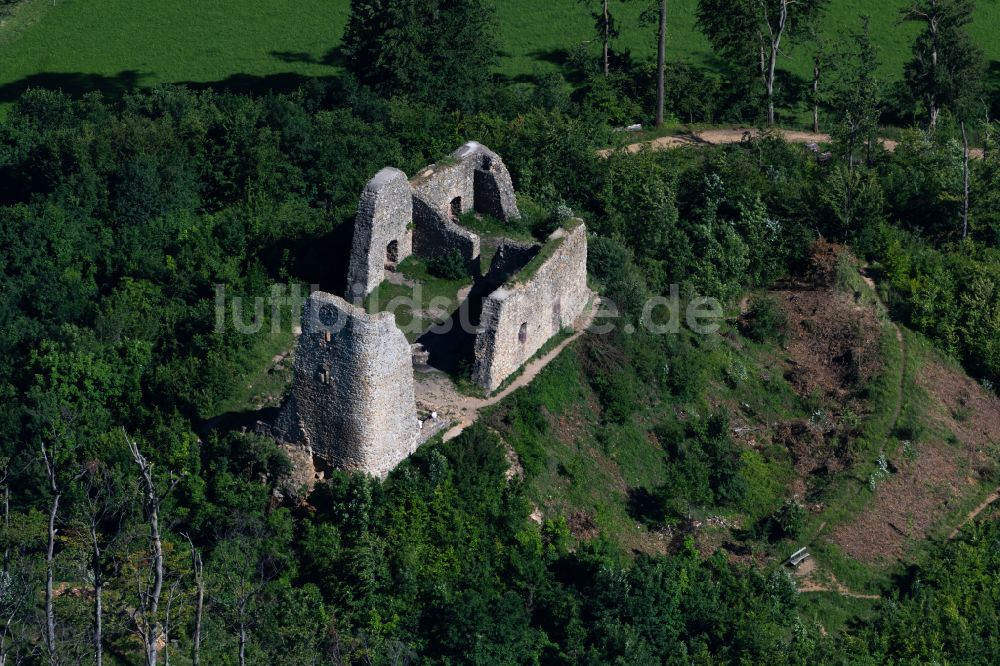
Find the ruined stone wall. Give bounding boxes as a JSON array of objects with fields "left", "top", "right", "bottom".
[
  {"left": 484, "top": 239, "right": 539, "bottom": 286},
  {"left": 274, "top": 291, "right": 419, "bottom": 478},
  {"left": 473, "top": 222, "right": 589, "bottom": 392},
  {"left": 411, "top": 198, "right": 481, "bottom": 269},
  {"left": 410, "top": 141, "right": 520, "bottom": 223},
  {"left": 346, "top": 168, "right": 413, "bottom": 298}
]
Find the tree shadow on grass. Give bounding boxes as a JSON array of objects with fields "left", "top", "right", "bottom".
[
  {"left": 270, "top": 46, "right": 346, "bottom": 68},
  {"left": 0, "top": 68, "right": 348, "bottom": 105},
  {"left": 987, "top": 60, "right": 1000, "bottom": 119},
  {"left": 522, "top": 47, "right": 588, "bottom": 85},
  {"left": 177, "top": 71, "right": 341, "bottom": 97},
  {"left": 0, "top": 69, "right": 150, "bottom": 103}
]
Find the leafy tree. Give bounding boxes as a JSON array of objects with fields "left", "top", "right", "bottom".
[
  {"left": 697, "top": 0, "right": 827, "bottom": 125},
  {"left": 821, "top": 163, "right": 885, "bottom": 239},
  {"left": 341, "top": 0, "right": 499, "bottom": 111},
  {"left": 900, "top": 0, "right": 985, "bottom": 129},
  {"left": 829, "top": 17, "right": 884, "bottom": 169}
]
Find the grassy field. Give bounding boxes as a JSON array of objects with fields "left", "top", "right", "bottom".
[{"left": 0, "top": 0, "right": 997, "bottom": 110}]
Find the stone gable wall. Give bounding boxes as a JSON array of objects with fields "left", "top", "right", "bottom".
[
  {"left": 410, "top": 141, "right": 520, "bottom": 223},
  {"left": 473, "top": 222, "right": 589, "bottom": 392},
  {"left": 346, "top": 168, "right": 413, "bottom": 298},
  {"left": 274, "top": 291, "right": 419, "bottom": 478}
]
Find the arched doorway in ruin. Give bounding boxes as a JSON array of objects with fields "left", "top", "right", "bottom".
[{"left": 385, "top": 239, "right": 399, "bottom": 269}]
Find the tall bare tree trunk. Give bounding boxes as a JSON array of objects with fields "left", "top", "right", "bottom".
[
  {"left": 127, "top": 433, "right": 167, "bottom": 666},
  {"left": 602, "top": 0, "right": 610, "bottom": 76},
  {"left": 812, "top": 62, "right": 820, "bottom": 133},
  {"left": 655, "top": 0, "right": 666, "bottom": 127},
  {"left": 929, "top": 0, "right": 939, "bottom": 131},
  {"left": 89, "top": 521, "right": 102, "bottom": 666},
  {"left": 190, "top": 544, "right": 204, "bottom": 666},
  {"left": 961, "top": 121, "right": 970, "bottom": 239},
  {"left": 763, "top": 0, "right": 788, "bottom": 127},
  {"left": 45, "top": 493, "right": 58, "bottom": 666},
  {"left": 2, "top": 469, "right": 9, "bottom": 572},
  {"left": 0, "top": 472, "right": 10, "bottom": 666},
  {"left": 41, "top": 442, "right": 60, "bottom": 666},
  {"left": 238, "top": 621, "right": 247, "bottom": 666}
]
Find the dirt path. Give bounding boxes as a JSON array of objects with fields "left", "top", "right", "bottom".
[
  {"left": 860, "top": 268, "right": 906, "bottom": 443},
  {"left": 414, "top": 295, "right": 599, "bottom": 443},
  {"left": 793, "top": 558, "right": 881, "bottom": 600},
  {"left": 949, "top": 490, "right": 1000, "bottom": 538},
  {"left": 602, "top": 128, "right": 985, "bottom": 159}
]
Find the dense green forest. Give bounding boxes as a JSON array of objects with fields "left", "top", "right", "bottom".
[{"left": 1, "top": 0, "right": 1000, "bottom": 664}]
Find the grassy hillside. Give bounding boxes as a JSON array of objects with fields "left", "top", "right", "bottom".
[{"left": 0, "top": 0, "right": 997, "bottom": 108}]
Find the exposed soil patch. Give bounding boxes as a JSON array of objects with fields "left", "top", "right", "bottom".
[
  {"left": 602, "top": 128, "right": 985, "bottom": 160},
  {"left": 793, "top": 557, "right": 880, "bottom": 599},
  {"left": 920, "top": 359, "right": 1000, "bottom": 453},
  {"left": 567, "top": 511, "right": 600, "bottom": 540},
  {"left": 829, "top": 354, "right": 1000, "bottom": 564},
  {"left": 773, "top": 419, "right": 847, "bottom": 481},
  {"left": 831, "top": 443, "right": 964, "bottom": 562},
  {"left": 776, "top": 286, "right": 882, "bottom": 403},
  {"left": 760, "top": 244, "right": 882, "bottom": 490}
]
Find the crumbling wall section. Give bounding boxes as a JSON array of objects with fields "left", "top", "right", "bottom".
[
  {"left": 484, "top": 239, "right": 539, "bottom": 285},
  {"left": 346, "top": 168, "right": 413, "bottom": 298},
  {"left": 473, "top": 222, "right": 589, "bottom": 392},
  {"left": 473, "top": 152, "right": 519, "bottom": 221},
  {"left": 411, "top": 197, "right": 480, "bottom": 269},
  {"left": 274, "top": 291, "right": 419, "bottom": 478},
  {"left": 410, "top": 141, "right": 520, "bottom": 224}
]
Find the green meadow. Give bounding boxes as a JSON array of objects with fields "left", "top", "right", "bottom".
[{"left": 0, "top": 0, "right": 997, "bottom": 106}]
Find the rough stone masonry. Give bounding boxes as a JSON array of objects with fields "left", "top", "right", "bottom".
[
  {"left": 473, "top": 221, "right": 589, "bottom": 392},
  {"left": 275, "top": 142, "right": 588, "bottom": 479},
  {"left": 345, "top": 167, "right": 413, "bottom": 298},
  {"left": 346, "top": 141, "right": 520, "bottom": 298},
  {"left": 274, "top": 291, "right": 419, "bottom": 479}
]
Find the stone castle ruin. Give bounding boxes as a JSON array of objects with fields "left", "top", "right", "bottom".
[
  {"left": 274, "top": 142, "right": 589, "bottom": 479},
  {"left": 273, "top": 292, "right": 419, "bottom": 479},
  {"left": 346, "top": 142, "right": 520, "bottom": 298}
]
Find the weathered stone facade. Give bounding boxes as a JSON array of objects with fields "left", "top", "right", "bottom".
[
  {"left": 473, "top": 221, "right": 589, "bottom": 392},
  {"left": 411, "top": 197, "right": 481, "bottom": 270},
  {"left": 410, "top": 141, "right": 520, "bottom": 224},
  {"left": 273, "top": 143, "right": 589, "bottom": 479},
  {"left": 347, "top": 142, "right": 520, "bottom": 298},
  {"left": 484, "top": 239, "right": 539, "bottom": 285},
  {"left": 346, "top": 168, "right": 413, "bottom": 298},
  {"left": 274, "top": 291, "right": 419, "bottom": 478}
]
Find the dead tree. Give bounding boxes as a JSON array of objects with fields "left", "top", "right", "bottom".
[
  {"left": 0, "top": 458, "right": 8, "bottom": 573},
  {"left": 125, "top": 430, "right": 178, "bottom": 666},
  {"left": 40, "top": 440, "right": 62, "bottom": 666},
  {"left": 812, "top": 50, "right": 822, "bottom": 133},
  {"left": 186, "top": 539, "right": 204, "bottom": 666},
  {"left": 78, "top": 462, "right": 121, "bottom": 666}
]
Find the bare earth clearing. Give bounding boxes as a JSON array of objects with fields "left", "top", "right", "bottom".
[{"left": 601, "top": 127, "right": 985, "bottom": 159}]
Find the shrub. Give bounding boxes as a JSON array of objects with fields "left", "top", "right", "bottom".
[
  {"left": 426, "top": 250, "right": 467, "bottom": 280},
  {"left": 740, "top": 295, "right": 788, "bottom": 344}
]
